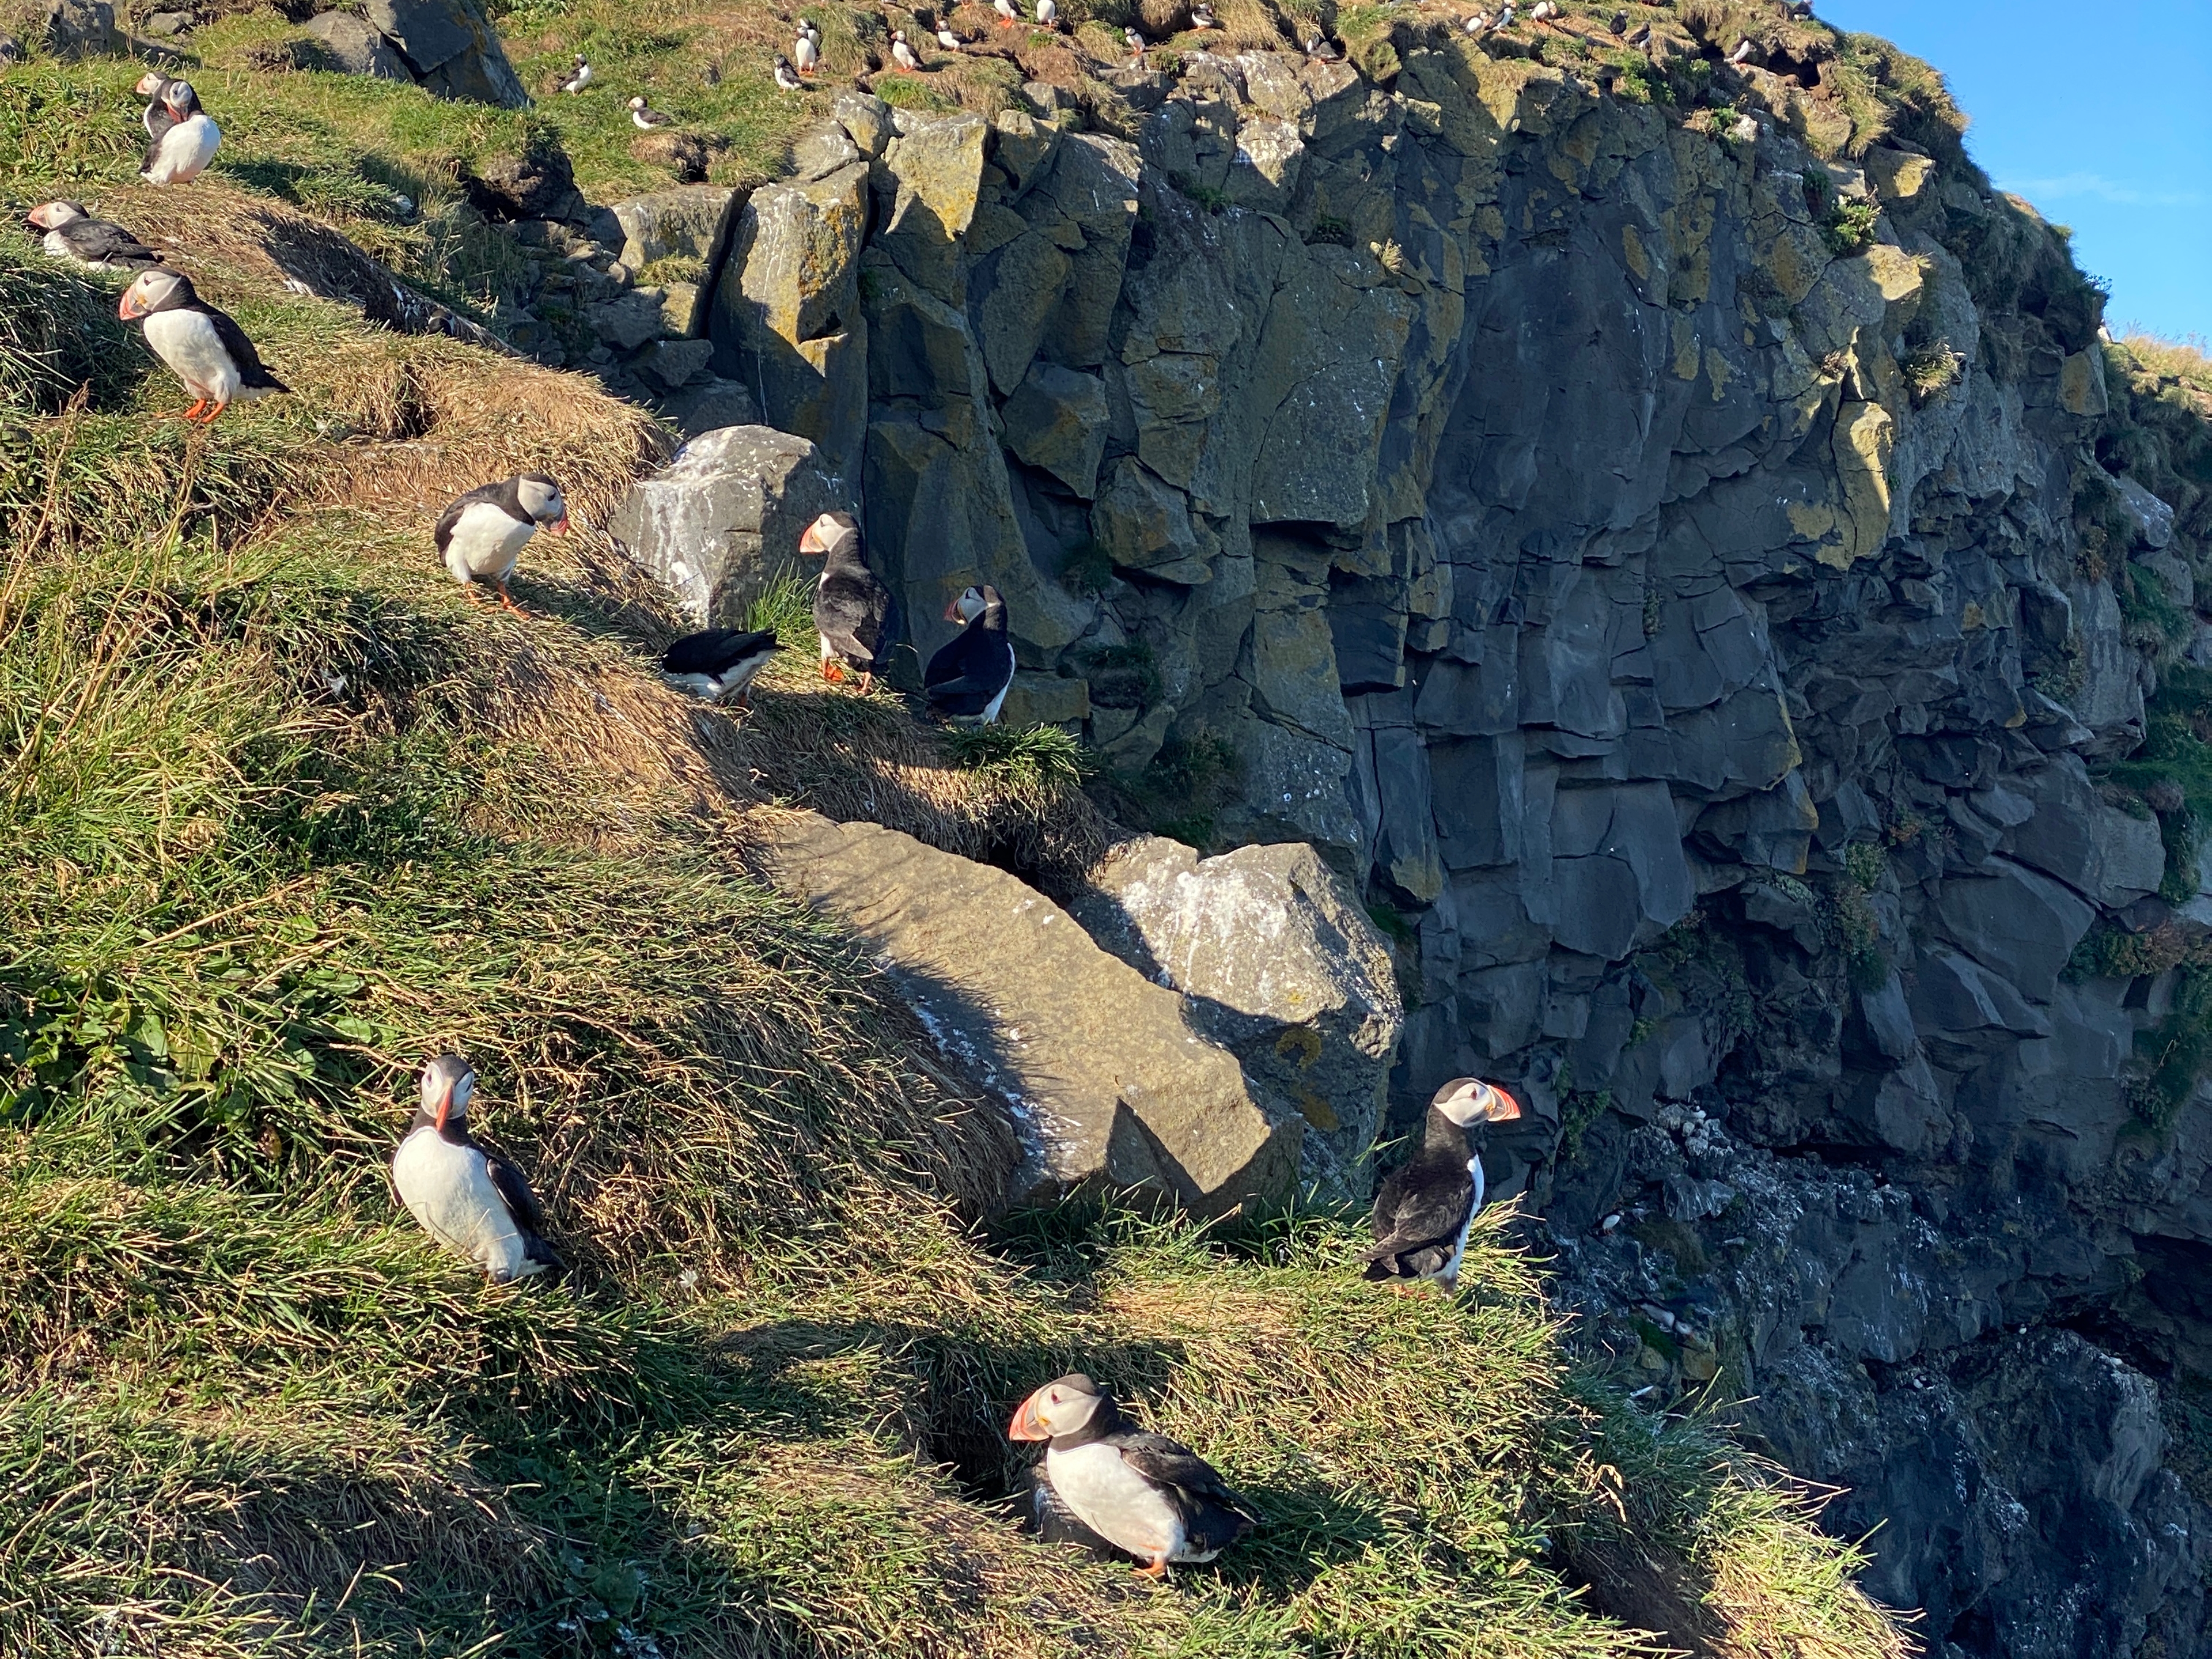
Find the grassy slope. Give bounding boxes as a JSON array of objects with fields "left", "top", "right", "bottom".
[{"left": 0, "top": 17, "right": 1924, "bottom": 1659}]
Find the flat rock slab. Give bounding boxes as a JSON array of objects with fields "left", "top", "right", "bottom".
[{"left": 759, "top": 811, "right": 1301, "bottom": 1215}]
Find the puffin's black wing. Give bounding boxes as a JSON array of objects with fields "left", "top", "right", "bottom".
[
  {"left": 1361, "top": 1157, "right": 1474, "bottom": 1277},
  {"left": 661, "top": 627, "right": 778, "bottom": 676},
  {"left": 196, "top": 304, "right": 287, "bottom": 393},
  {"left": 433, "top": 480, "right": 506, "bottom": 554},
  {"left": 59, "top": 219, "right": 162, "bottom": 266},
  {"left": 1112, "top": 1430, "right": 1259, "bottom": 1520},
  {"left": 816, "top": 569, "right": 896, "bottom": 670},
  {"left": 927, "top": 644, "right": 1015, "bottom": 714},
  {"left": 478, "top": 1142, "right": 547, "bottom": 1232},
  {"left": 923, "top": 625, "right": 970, "bottom": 691}
]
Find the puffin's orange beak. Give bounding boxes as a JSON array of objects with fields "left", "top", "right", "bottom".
[
  {"left": 942, "top": 597, "right": 965, "bottom": 622},
  {"left": 118, "top": 291, "right": 143, "bottom": 321},
  {"left": 433, "top": 1081, "right": 452, "bottom": 1134},
  {"left": 1490, "top": 1088, "right": 1523, "bottom": 1123},
  {"left": 1008, "top": 1392, "right": 1048, "bottom": 1441},
  {"left": 798, "top": 525, "right": 824, "bottom": 556},
  {"left": 550, "top": 515, "right": 570, "bottom": 535}
]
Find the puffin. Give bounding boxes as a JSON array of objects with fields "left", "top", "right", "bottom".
[
  {"left": 139, "top": 79, "right": 219, "bottom": 185},
  {"left": 935, "top": 20, "right": 963, "bottom": 51},
  {"left": 924, "top": 584, "right": 1017, "bottom": 725},
  {"left": 1528, "top": 0, "right": 1557, "bottom": 17},
  {"left": 629, "top": 94, "right": 673, "bottom": 128},
  {"left": 1124, "top": 24, "right": 1146, "bottom": 56},
  {"left": 434, "top": 473, "right": 569, "bottom": 612},
  {"left": 994, "top": 0, "right": 1018, "bottom": 24},
  {"left": 659, "top": 627, "right": 781, "bottom": 706},
  {"left": 1498, "top": 1, "right": 1515, "bottom": 25},
  {"left": 1009, "top": 1374, "right": 1260, "bottom": 1577},
  {"left": 1727, "top": 36, "right": 1754, "bottom": 63},
  {"left": 1609, "top": 8, "right": 1627, "bottom": 33},
  {"left": 793, "top": 26, "right": 819, "bottom": 73},
  {"left": 118, "top": 268, "right": 288, "bottom": 423},
  {"left": 889, "top": 28, "right": 921, "bottom": 69},
  {"left": 134, "top": 71, "right": 179, "bottom": 139},
  {"left": 1036, "top": 0, "right": 1056, "bottom": 25},
  {"left": 1463, "top": 10, "right": 1490, "bottom": 33},
  {"left": 774, "top": 53, "right": 806, "bottom": 90},
  {"left": 800, "top": 511, "right": 897, "bottom": 691},
  {"left": 1362, "top": 1077, "right": 1523, "bottom": 1290},
  {"left": 26, "top": 201, "right": 162, "bottom": 270},
  {"left": 1189, "top": 2, "right": 1215, "bottom": 25},
  {"left": 1302, "top": 32, "right": 1340, "bottom": 59},
  {"left": 392, "top": 1054, "right": 563, "bottom": 1284},
  {"left": 559, "top": 54, "right": 592, "bottom": 92}
]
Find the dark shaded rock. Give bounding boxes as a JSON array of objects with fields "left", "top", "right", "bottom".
[
  {"left": 467, "top": 145, "right": 586, "bottom": 223},
  {"left": 44, "top": 0, "right": 115, "bottom": 55},
  {"left": 302, "top": 10, "right": 408, "bottom": 77},
  {"left": 363, "top": 0, "right": 527, "bottom": 105}
]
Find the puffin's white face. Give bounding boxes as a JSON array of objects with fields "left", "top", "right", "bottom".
[
  {"left": 628, "top": 96, "right": 647, "bottom": 111},
  {"left": 1009, "top": 1374, "right": 1104, "bottom": 1441},
  {"left": 135, "top": 71, "right": 168, "bottom": 97},
  {"left": 797, "top": 512, "right": 855, "bottom": 556},
  {"left": 420, "top": 1055, "right": 476, "bottom": 1130},
  {"left": 27, "top": 201, "right": 88, "bottom": 230},
  {"left": 516, "top": 474, "right": 569, "bottom": 530},
  {"left": 1433, "top": 1078, "right": 1522, "bottom": 1128},
  {"left": 942, "top": 585, "right": 986, "bottom": 624},
  {"left": 118, "top": 267, "right": 189, "bottom": 321},
  {"left": 163, "top": 81, "right": 198, "bottom": 119}
]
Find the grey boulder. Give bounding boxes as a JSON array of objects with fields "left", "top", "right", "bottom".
[
  {"left": 1068, "top": 835, "right": 1403, "bottom": 1202},
  {"left": 605, "top": 425, "right": 847, "bottom": 624},
  {"left": 761, "top": 813, "right": 1303, "bottom": 1215},
  {"left": 302, "top": 12, "right": 410, "bottom": 78}
]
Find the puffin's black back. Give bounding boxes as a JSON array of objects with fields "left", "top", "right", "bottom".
[{"left": 661, "top": 627, "right": 779, "bottom": 675}]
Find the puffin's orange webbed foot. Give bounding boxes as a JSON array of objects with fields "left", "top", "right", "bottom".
[
  {"left": 495, "top": 580, "right": 524, "bottom": 615},
  {"left": 171, "top": 399, "right": 209, "bottom": 422},
  {"left": 822, "top": 661, "right": 845, "bottom": 683},
  {"left": 1136, "top": 1557, "right": 1170, "bottom": 1580}
]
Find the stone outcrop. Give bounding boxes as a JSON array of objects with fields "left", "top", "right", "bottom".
[
  {"left": 759, "top": 811, "right": 1302, "bottom": 1214},
  {"left": 594, "top": 22, "right": 2212, "bottom": 1654},
  {"left": 357, "top": 0, "right": 527, "bottom": 107},
  {"left": 1069, "top": 836, "right": 1402, "bottom": 1199},
  {"left": 605, "top": 425, "right": 845, "bottom": 624}
]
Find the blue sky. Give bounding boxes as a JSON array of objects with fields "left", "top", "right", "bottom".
[{"left": 1819, "top": 0, "right": 2212, "bottom": 343}]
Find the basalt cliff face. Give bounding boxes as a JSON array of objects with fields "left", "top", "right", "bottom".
[{"left": 606, "top": 16, "right": 2212, "bottom": 1655}]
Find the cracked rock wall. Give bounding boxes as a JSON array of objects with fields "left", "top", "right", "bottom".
[{"left": 634, "top": 29, "right": 2212, "bottom": 1656}]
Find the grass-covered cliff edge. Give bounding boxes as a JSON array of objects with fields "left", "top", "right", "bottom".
[
  {"left": 0, "top": 227, "right": 1907, "bottom": 1654},
  {"left": 4, "top": 0, "right": 2212, "bottom": 1654}
]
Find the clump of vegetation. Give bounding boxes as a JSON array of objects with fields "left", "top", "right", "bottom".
[
  {"left": 1058, "top": 537, "right": 1116, "bottom": 595},
  {"left": 745, "top": 569, "right": 820, "bottom": 650},
  {"left": 946, "top": 719, "right": 1093, "bottom": 793},
  {"left": 1899, "top": 340, "right": 1964, "bottom": 403},
  {"left": 1831, "top": 841, "right": 1889, "bottom": 993},
  {"left": 1100, "top": 726, "right": 1241, "bottom": 850},
  {"left": 1822, "top": 195, "right": 1880, "bottom": 257}
]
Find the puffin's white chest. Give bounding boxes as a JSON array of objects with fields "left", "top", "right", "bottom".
[
  {"left": 142, "top": 309, "right": 241, "bottom": 403},
  {"left": 145, "top": 114, "right": 219, "bottom": 184},
  {"left": 977, "top": 641, "right": 1016, "bottom": 723},
  {"left": 391, "top": 1127, "right": 537, "bottom": 1281},
  {"left": 1046, "top": 1444, "right": 1187, "bottom": 1562},
  {"left": 41, "top": 229, "right": 78, "bottom": 263},
  {"left": 444, "top": 502, "right": 535, "bottom": 583},
  {"left": 1435, "top": 1155, "right": 1485, "bottom": 1286}
]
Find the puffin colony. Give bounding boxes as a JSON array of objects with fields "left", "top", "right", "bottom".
[{"left": 28, "top": 67, "right": 1531, "bottom": 1584}]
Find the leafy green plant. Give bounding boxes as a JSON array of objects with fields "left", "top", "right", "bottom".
[
  {"left": 1823, "top": 196, "right": 1881, "bottom": 257},
  {"left": 945, "top": 721, "right": 1093, "bottom": 792},
  {"left": 744, "top": 570, "right": 818, "bottom": 651}
]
